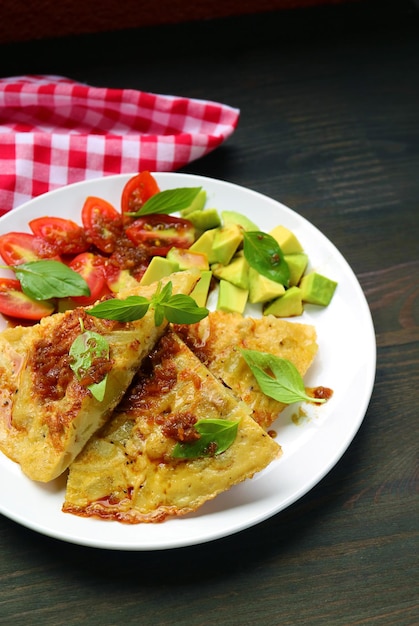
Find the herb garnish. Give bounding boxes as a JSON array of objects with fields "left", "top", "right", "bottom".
[
  {"left": 243, "top": 231, "right": 290, "bottom": 286},
  {"left": 172, "top": 419, "right": 239, "bottom": 459},
  {"left": 126, "top": 187, "right": 202, "bottom": 217},
  {"left": 241, "top": 349, "right": 326, "bottom": 405},
  {"left": 1, "top": 260, "right": 90, "bottom": 300},
  {"left": 88, "top": 280, "right": 209, "bottom": 325},
  {"left": 69, "top": 320, "right": 110, "bottom": 401}
]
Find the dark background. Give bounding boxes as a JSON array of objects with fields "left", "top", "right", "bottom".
[{"left": 1, "top": 1, "right": 418, "bottom": 624}]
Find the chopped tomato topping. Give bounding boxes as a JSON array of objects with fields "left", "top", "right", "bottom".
[
  {"left": 81, "top": 196, "right": 123, "bottom": 254},
  {"left": 125, "top": 214, "right": 195, "bottom": 256},
  {"left": 29, "top": 216, "right": 88, "bottom": 255}
]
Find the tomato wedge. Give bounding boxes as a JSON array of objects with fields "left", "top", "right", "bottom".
[
  {"left": 0, "top": 277, "right": 55, "bottom": 320},
  {"left": 0, "top": 232, "right": 58, "bottom": 265},
  {"left": 125, "top": 214, "right": 195, "bottom": 256},
  {"left": 69, "top": 252, "right": 111, "bottom": 306},
  {"left": 29, "top": 216, "right": 88, "bottom": 255},
  {"left": 81, "top": 197, "right": 123, "bottom": 254},
  {"left": 121, "top": 171, "right": 160, "bottom": 218}
]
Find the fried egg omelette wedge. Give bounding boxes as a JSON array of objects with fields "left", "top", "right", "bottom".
[
  {"left": 175, "top": 311, "right": 318, "bottom": 430},
  {"left": 63, "top": 330, "right": 281, "bottom": 523},
  {"left": 0, "top": 270, "right": 200, "bottom": 482}
]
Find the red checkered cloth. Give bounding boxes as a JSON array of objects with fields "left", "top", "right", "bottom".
[{"left": 0, "top": 75, "right": 240, "bottom": 215}]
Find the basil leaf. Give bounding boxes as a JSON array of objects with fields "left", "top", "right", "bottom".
[
  {"left": 243, "top": 231, "right": 290, "bottom": 286},
  {"left": 161, "top": 294, "right": 209, "bottom": 324},
  {"left": 153, "top": 304, "right": 166, "bottom": 327},
  {"left": 241, "top": 349, "right": 326, "bottom": 405},
  {"left": 88, "top": 296, "right": 150, "bottom": 322},
  {"left": 12, "top": 260, "right": 90, "bottom": 300},
  {"left": 172, "top": 419, "right": 239, "bottom": 459},
  {"left": 127, "top": 187, "right": 202, "bottom": 217},
  {"left": 88, "top": 281, "right": 209, "bottom": 326},
  {"left": 69, "top": 330, "right": 110, "bottom": 401},
  {"left": 152, "top": 279, "right": 172, "bottom": 304},
  {"left": 88, "top": 376, "right": 108, "bottom": 403}
]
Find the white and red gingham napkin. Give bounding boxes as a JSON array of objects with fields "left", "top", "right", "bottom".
[{"left": 0, "top": 75, "right": 240, "bottom": 215}]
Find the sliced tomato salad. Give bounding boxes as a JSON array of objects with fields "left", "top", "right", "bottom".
[
  {"left": 0, "top": 172, "right": 198, "bottom": 322},
  {"left": 29, "top": 216, "right": 88, "bottom": 255},
  {"left": 0, "top": 232, "right": 58, "bottom": 265},
  {"left": 0, "top": 277, "right": 55, "bottom": 320},
  {"left": 121, "top": 170, "right": 160, "bottom": 218},
  {"left": 69, "top": 252, "right": 111, "bottom": 306},
  {"left": 125, "top": 214, "right": 195, "bottom": 256},
  {"left": 81, "top": 196, "right": 124, "bottom": 254}
]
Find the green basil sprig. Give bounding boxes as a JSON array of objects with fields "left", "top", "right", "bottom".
[
  {"left": 172, "top": 419, "right": 239, "bottom": 459},
  {"left": 1, "top": 260, "right": 90, "bottom": 300},
  {"left": 241, "top": 349, "right": 326, "bottom": 405},
  {"left": 126, "top": 187, "right": 202, "bottom": 217},
  {"left": 69, "top": 322, "right": 110, "bottom": 401},
  {"left": 243, "top": 231, "right": 290, "bottom": 286},
  {"left": 88, "top": 280, "right": 208, "bottom": 326}
]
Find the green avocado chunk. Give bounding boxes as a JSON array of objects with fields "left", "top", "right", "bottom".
[
  {"left": 264, "top": 286, "right": 303, "bottom": 317},
  {"left": 186, "top": 208, "right": 222, "bottom": 232},
  {"left": 221, "top": 210, "right": 259, "bottom": 231},
  {"left": 269, "top": 225, "right": 304, "bottom": 255},
  {"left": 211, "top": 224, "right": 243, "bottom": 265},
  {"left": 248, "top": 267, "right": 285, "bottom": 304},
  {"left": 212, "top": 254, "right": 249, "bottom": 289},
  {"left": 180, "top": 189, "right": 207, "bottom": 216},
  {"left": 217, "top": 279, "right": 248, "bottom": 314},
  {"left": 299, "top": 271, "right": 337, "bottom": 306},
  {"left": 190, "top": 228, "right": 218, "bottom": 262},
  {"left": 284, "top": 253, "right": 308, "bottom": 287},
  {"left": 190, "top": 270, "right": 212, "bottom": 307},
  {"left": 139, "top": 257, "right": 178, "bottom": 286}
]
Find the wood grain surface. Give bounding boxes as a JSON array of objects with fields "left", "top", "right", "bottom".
[{"left": 0, "top": 1, "right": 418, "bottom": 624}]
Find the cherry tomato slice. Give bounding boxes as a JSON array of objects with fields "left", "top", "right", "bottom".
[
  {"left": 29, "top": 216, "right": 88, "bottom": 255},
  {"left": 0, "top": 277, "right": 55, "bottom": 320},
  {"left": 121, "top": 171, "right": 160, "bottom": 217},
  {"left": 81, "top": 196, "right": 123, "bottom": 254},
  {"left": 0, "top": 232, "right": 58, "bottom": 265},
  {"left": 124, "top": 214, "right": 195, "bottom": 256},
  {"left": 69, "top": 252, "right": 111, "bottom": 306}
]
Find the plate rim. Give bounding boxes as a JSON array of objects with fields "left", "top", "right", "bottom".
[{"left": 0, "top": 172, "right": 376, "bottom": 550}]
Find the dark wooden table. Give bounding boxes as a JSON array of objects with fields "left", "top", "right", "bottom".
[{"left": 1, "top": 1, "right": 418, "bottom": 624}]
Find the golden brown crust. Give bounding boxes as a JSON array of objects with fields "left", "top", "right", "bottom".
[
  {"left": 175, "top": 311, "right": 318, "bottom": 429},
  {"left": 0, "top": 270, "right": 200, "bottom": 482},
  {"left": 63, "top": 330, "right": 281, "bottom": 523}
]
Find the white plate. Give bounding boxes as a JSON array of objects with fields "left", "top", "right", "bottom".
[{"left": 0, "top": 173, "right": 376, "bottom": 550}]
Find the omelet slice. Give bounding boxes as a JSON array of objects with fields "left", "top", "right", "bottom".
[
  {"left": 63, "top": 330, "right": 280, "bottom": 523},
  {"left": 0, "top": 270, "right": 200, "bottom": 482},
  {"left": 175, "top": 311, "right": 318, "bottom": 430}
]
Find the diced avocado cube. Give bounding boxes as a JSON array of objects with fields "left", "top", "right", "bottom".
[
  {"left": 180, "top": 189, "right": 207, "bottom": 216},
  {"left": 190, "top": 228, "right": 218, "bottom": 262},
  {"left": 269, "top": 225, "right": 304, "bottom": 254},
  {"left": 221, "top": 210, "right": 259, "bottom": 231},
  {"left": 217, "top": 280, "right": 248, "bottom": 314},
  {"left": 190, "top": 270, "right": 212, "bottom": 307},
  {"left": 187, "top": 208, "right": 221, "bottom": 232},
  {"left": 264, "top": 286, "right": 303, "bottom": 317},
  {"left": 248, "top": 267, "right": 286, "bottom": 304},
  {"left": 211, "top": 224, "right": 243, "bottom": 265},
  {"left": 166, "top": 247, "right": 209, "bottom": 271},
  {"left": 284, "top": 253, "right": 308, "bottom": 286},
  {"left": 139, "top": 257, "right": 178, "bottom": 286},
  {"left": 299, "top": 271, "right": 337, "bottom": 306},
  {"left": 211, "top": 254, "right": 249, "bottom": 289}
]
